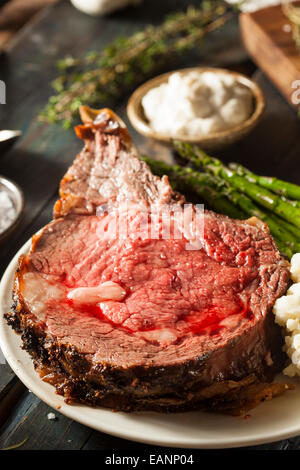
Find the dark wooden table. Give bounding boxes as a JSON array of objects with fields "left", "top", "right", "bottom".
[{"left": 0, "top": 0, "right": 300, "bottom": 452}]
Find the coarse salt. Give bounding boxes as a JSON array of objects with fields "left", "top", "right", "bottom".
[{"left": 0, "top": 190, "right": 16, "bottom": 235}]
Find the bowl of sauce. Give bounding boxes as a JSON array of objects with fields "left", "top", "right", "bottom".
[{"left": 127, "top": 67, "right": 265, "bottom": 150}]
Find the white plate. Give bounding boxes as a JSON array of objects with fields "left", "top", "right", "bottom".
[{"left": 1, "top": 239, "right": 300, "bottom": 449}]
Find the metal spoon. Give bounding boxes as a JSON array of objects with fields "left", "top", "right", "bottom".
[{"left": 0, "top": 130, "right": 22, "bottom": 143}]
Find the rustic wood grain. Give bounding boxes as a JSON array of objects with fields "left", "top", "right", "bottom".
[
  {"left": 0, "top": 364, "right": 25, "bottom": 429},
  {"left": 0, "top": 0, "right": 59, "bottom": 48},
  {"left": 240, "top": 2, "right": 300, "bottom": 110},
  {"left": 0, "top": 389, "right": 197, "bottom": 450}
]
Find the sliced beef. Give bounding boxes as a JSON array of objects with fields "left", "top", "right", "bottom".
[
  {"left": 6, "top": 107, "right": 291, "bottom": 414},
  {"left": 54, "top": 107, "right": 181, "bottom": 218}
]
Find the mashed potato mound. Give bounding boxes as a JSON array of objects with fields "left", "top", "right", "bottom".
[{"left": 273, "top": 253, "right": 300, "bottom": 377}]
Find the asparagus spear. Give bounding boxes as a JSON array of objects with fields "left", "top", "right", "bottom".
[
  {"left": 229, "top": 162, "right": 300, "bottom": 202},
  {"left": 178, "top": 145, "right": 300, "bottom": 238},
  {"left": 175, "top": 142, "right": 300, "bottom": 230},
  {"left": 142, "top": 157, "right": 297, "bottom": 257},
  {"left": 269, "top": 213, "right": 300, "bottom": 240},
  {"left": 230, "top": 162, "right": 300, "bottom": 210},
  {"left": 142, "top": 157, "right": 245, "bottom": 219},
  {"left": 227, "top": 160, "right": 300, "bottom": 236}
]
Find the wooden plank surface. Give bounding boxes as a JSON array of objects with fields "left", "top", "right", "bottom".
[
  {"left": 0, "top": 0, "right": 59, "bottom": 49},
  {"left": 240, "top": 3, "right": 300, "bottom": 110},
  {"left": 0, "top": 0, "right": 300, "bottom": 451}
]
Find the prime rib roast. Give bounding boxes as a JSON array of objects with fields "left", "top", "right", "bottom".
[{"left": 6, "top": 107, "right": 293, "bottom": 415}]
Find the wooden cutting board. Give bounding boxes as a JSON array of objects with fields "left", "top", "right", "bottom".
[{"left": 240, "top": 2, "right": 300, "bottom": 110}]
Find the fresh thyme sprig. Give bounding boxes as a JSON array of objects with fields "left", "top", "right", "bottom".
[{"left": 40, "top": 1, "right": 232, "bottom": 128}]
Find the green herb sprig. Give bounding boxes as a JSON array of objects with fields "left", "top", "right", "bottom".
[{"left": 40, "top": 1, "right": 232, "bottom": 128}]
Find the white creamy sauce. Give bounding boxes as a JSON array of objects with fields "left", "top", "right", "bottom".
[
  {"left": 67, "top": 281, "right": 126, "bottom": 304},
  {"left": 273, "top": 253, "right": 300, "bottom": 377},
  {"left": 142, "top": 71, "right": 253, "bottom": 139},
  {"left": 22, "top": 272, "right": 64, "bottom": 320}
]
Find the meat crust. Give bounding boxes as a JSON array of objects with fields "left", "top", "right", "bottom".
[{"left": 5, "top": 107, "right": 292, "bottom": 414}]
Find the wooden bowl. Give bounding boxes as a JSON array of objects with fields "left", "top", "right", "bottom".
[{"left": 127, "top": 67, "right": 266, "bottom": 151}]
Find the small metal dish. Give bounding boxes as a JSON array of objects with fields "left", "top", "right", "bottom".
[
  {"left": 0, "top": 176, "right": 24, "bottom": 244},
  {"left": 127, "top": 67, "right": 266, "bottom": 150}
]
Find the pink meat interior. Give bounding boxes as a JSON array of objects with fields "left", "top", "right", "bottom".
[{"left": 20, "top": 208, "right": 277, "bottom": 356}]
